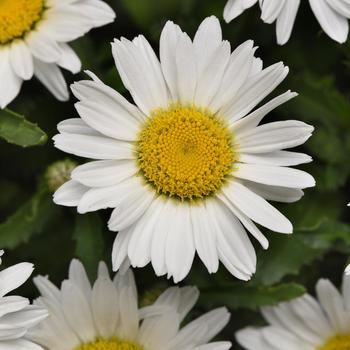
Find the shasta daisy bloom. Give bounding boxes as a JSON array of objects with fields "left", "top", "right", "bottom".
[
  {"left": 0, "top": 0, "right": 115, "bottom": 108},
  {"left": 0, "top": 250, "right": 48, "bottom": 349},
  {"left": 236, "top": 271, "right": 350, "bottom": 350},
  {"left": 53, "top": 16, "right": 315, "bottom": 282},
  {"left": 224, "top": 0, "right": 350, "bottom": 45},
  {"left": 29, "top": 259, "right": 231, "bottom": 350}
]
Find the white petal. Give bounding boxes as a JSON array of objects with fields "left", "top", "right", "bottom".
[
  {"left": 33, "top": 59, "right": 69, "bottom": 101},
  {"left": 194, "top": 41, "right": 231, "bottom": 107},
  {"left": 38, "top": 7, "right": 91, "bottom": 42},
  {"left": 206, "top": 199, "right": 256, "bottom": 279},
  {"left": 316, "top": 278, "right": 349, "bottom": 333},
  {"left": 234, "top": 163, "right": 315, "bottom": 188},
  {"left": 309, "top": 0, "right": 349, "bottom": 43},
  {"left": 218, "top": 195, "right": 269, "bottom": 249},
  {"left": 26, "top": 31, "right": 61, "bottom": 63},
  {"left": 53, "top": 180, "right": 89, "bottom": 207},
  {"left": 77, "top": 177, "right": 141, "bottom": 213},
  {"left": 75, "top": 0, "right": 116, "bottom": 27},
  {"left": 191, "top": 203, "right": 219, "bottom": 274},
  {"left": 242, "top": 181, "right": 304, "bottom": 203},
  {"left": 237, "top": 120, "right": 314, "bottom": 153},
  {"left": 165, "top": 203, "right": 195, "bottom": 282},
  {"left": 231, "top": 90, "right": 297, "bottom": 134},
  {"left": 222, "top": 180, "right": 293, "bottom": 233},
  {"left": 91, "top": 275, "right": 118, "bottom": 339},
  {"left": 290, "top": 294, "right": 334, "bottom": 340},
  {"left": 112, "top": 36, "right": 169, "bottom": 115},
  {"left": 53, "top": 133, "right": 135, "bottom": 160},
  {"left": 260, "top": 0, "right": 286, "bottom": 23},
  {"left": 194, "top": 342, "right": 232, "bottom": 350},
  {"left": 71, "top": 78, "right": 144, "bottom": 138},
  {"left": 72, "top": 160, "right": 138, "bottom": 187},
  {"left": 57, "top": 118, "right": 101, "bottom": 136},
  {"left": 182, "top": 307, "right": 230, "bottom": 344},
  {"left": 149, "top": 199, "right": 173, "bottom": 277},
  {"left": 117, "top": 286, "right": 139, "bottom": 339},
  {"left": 57, "top": 43, "right": 81, "bottom": 73},
  {"left": 61, "top": 280, "right": 96, "bottom": 343},
  {"left": 193, "top": 17, "right": 230, "bottom": 106},
  {"left": 10, "top": 40, "right": 34, "bottom": 80},
  {"left": 108, "top": 185, "right": 155, "bottom": 233},
  {"left": 342, "top": 273, "right": 350, "bottom": 312},
  {"left": 210, "top": 40, "right": 255, "bottom": 112},
  {"left": 263, "top": 326, "right": 311, "bottom": 350},
  {"left": 326, "top": 0, "right": 350, "bottom": 18},
  {"left": 221, "top": 62, "right": 289, "bottom": 124},
  {"left": 239, "top": 151, "right": 312, "bottom": 166},
  {"left": 223, "top": 0, "right": 258, "bottom": 22},
  {"left": 160, "top": 21, "right": 183, "bottom": 101},
  {"left": 0, "top": 48, "right": 23, "bottom": 108},
  {"left": 0, "top": 296, "right": 28, "bottom": 318},
  {"left": 112, "top": 228, "right": 133, "bottom": 272},
  {"left": 0, "top": 305, "right": 48, "bottom": 330},
  {"left": 236, "top": 327, "right": 270, "bottom": 350},
  {"left": 261, "top": 302, "right": 322, "bottom": 346},
  {"left": 175, "top": 33, "right": 197, "bottom": 104},
  {"left": 0, "top": 263, "right": 34, "bottom": 297},
  {"left": 68, "top": 259, "right": 91, "bottom": 300},
  {"left": 276, "top": 0, "right": 300, "bottom": 45},
  {"left": 0, "top": 339, "right": 44, "bottom": 350}
]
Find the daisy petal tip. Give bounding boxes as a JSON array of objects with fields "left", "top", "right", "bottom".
[{"left": 262, "top": 239, "right": 269, "bottom": 250}]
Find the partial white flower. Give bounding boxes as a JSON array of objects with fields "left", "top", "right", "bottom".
[
  {"left": 0, "top": 251, "right": 48, "bottom": 350},
  {"left": 29, "top": 259, "right": 231, "bottom": 350},
  {"left": 346, "top": 264, "right": 350, "bottom": 275},
  {"left": 53, "top": 16, "right": 315, "bottom": 282},
  {"left": 0, "top": 0, "right": 115, "bottom": 108},
  {"left": 224, "top": 0, "right": 350, "bottom": 45},
  {"left": 236, "top": 271, "right": 350, "bottom": 350}
]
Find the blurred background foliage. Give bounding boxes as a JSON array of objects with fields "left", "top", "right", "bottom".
[{"left": 0, "top": 0, "right": 350, "bottom": 347}]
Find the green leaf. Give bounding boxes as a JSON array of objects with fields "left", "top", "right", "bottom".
[
  {"left": 298, "top": 219, "right": 350, "bottom": 253},
  {"left": 0, "top": 187, "right": 57, "bottom": 249},
  {"left": 199, "top": 283, "right": 306, "bottom": 310},
  {"left": 0, "top": 108, "right": 47, "bottom": 147},
  {"left": 73, "top": 213, "right": 105, "bottom": 279},
  {"left": 252, "top": 235, "right": 322, "bottom": 285}
]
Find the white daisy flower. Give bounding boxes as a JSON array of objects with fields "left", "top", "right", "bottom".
[
  {"left": 0, "top": 250, "right": 48, "bottom": 349},
  {"left": 0, "top": 0, "right": 115, "bottom": 108},
  {"left": 53, "top": 16, "right": 315, "bottom": 282},
  {"left": 236, "top": 271, "right": 350, "bottom": 350},
  {"left": 29, "top": 259, "right": 231, "bottom": 350},
  {"left": 224, "top": 0, "right": 350, "bottom": 45}
]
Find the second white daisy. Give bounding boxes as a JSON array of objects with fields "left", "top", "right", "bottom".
[
  {"left": 53, "top": 16, "right": 315, "bottom": 282},
  {"left": 0, "top": 250, "right": 48, "bottom": 350},
  {"left": 0, "top": 0, "right": 115, "bottom": 108},
  {"left": 236, "top": 270, "right": 350, "bottom": 350},
  {"left": 29, "top": 259, "right": 231, "bottom": 350},
  {"left": 224, "top": 0, "right": 350, "bottom": 45}
]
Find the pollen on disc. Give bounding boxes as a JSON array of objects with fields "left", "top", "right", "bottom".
[
  {"left": 318, "top": 334, "right": 350, "bottom": 350},
  {"left": 74, "top": 338, "right": 145, "bottom": 350},
  {"left": 0, "top": 0, "right": 44, "bottom": 44},
  {"left": 137, "top": 104, "right": 237, "bottom": 200}
]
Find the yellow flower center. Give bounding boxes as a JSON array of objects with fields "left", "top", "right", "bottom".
[
  {"left": 74, "top": 338, "right": 144, "bottom": 350},
  {"left": 319, "top": 334, "right": 350, "bottom": 350},
  {"left": 137, "top": 105, "right": 236, "bottom": 200},
  {"left": 0, "top": 0, "right": 44, "bottom": 44}
]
